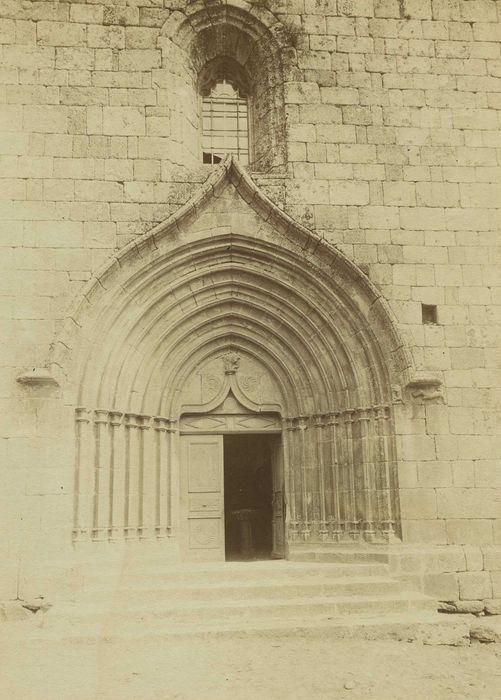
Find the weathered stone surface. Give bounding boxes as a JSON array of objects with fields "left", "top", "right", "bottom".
[
  {"left": 438, "top": 601, "right": 456, "bottom": 613},
  {"left": 464, "top": 546, "right": 483, "bottom": 572},
  {"left": 2, "top": 603, "right": 31, "bottom": 622},
  {"left": 452, "top": 600, "right": 485, "bottom": 615},
  {"left": 458, "top": 572, "right": 493, "bottom": 601},
  {"left": 423, "top": 573, "right": 459, "bottom": 601},
  {"left": 0, "top": 0, "right": 500, "bottom": 607},
  {"left": 446, "top": 520, "right": 494, "bottom": 546},
  {"left": 470, "top": 617, "right": 501, "bottom": 644},
  {"left": 482, "top": 548, "right": 501, "bottom": 572},
  {"left": 484, "top": 599, "right": 501, "bottom": 616}
]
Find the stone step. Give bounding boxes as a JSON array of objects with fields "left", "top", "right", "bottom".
[
  {"left": 74, "top": 575, "right": 404, "bottom": 603},
  {"left": 22, "top": 560, "right": 452, "bottom": 645},
  {"left": 80, "top": 560, "right": 391, "bottom": 586},
  {"left": 49, "top": 591, "right": 436, "bottom": 625},
  {"left": 288, "top": 546, "right": 390, "bottom": 564},
  {"left": 17, "top": 611, "right": 471, "bottom": 646}
]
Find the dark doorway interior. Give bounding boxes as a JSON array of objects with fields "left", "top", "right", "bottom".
[{"left": 223, "top": 434, "right": 274, "bottom": 561}]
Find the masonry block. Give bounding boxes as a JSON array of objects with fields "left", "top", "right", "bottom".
[
  {"left": 38, "top": 21, "right": 86, "bottom": 47},
  {"left": 423, "top": 572, "right": 459, "bottom": 600},
  {"left": 464, "top": 546, "right": 484, "bottom": 571},
  {"left": 102, "top": 107, "right": 145, "bottom": 136},
  {"left": 417, "top": 461, "right": 452, "bottom": 487},
  {"left": 494, "top": 521, "right": 501, "bottom": 545},
  {"left": 425, "top": 547, "right": 467, "bottom": 574},
  {"left": 401, "top": 519, "right": 447, "bottom": 544},
  {"left": 400, "top": 488, "right": 438, "bottom": 519},
  {"left": 458, "top": 571, "right": 492, "bottom": 600},
  {"left": 329, "top": 181, "right": 369, "bottom": 205},
  {"left": 482, "top": 547, "right": 501, "bottom": 572},
  {"left": 446, "top": 520, "right": 494, "bottom": 545},
  {"left": 438, "top": 489, "right": 501, "bottom": 519},
  {"left": 492, "top": 572, "right": 501, "bottom": 597},
  {"left": 0, "top": 0, "right": 500, "bottom": 603}
]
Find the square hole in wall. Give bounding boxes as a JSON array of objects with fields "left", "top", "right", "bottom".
[{"left": 422, "top": 304, "right": 438, "bottom": 324}]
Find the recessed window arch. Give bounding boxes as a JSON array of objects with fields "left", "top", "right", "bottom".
[
  {"left": 199, "top": 57, "right": 251, "bottom": 165},
  {"left": 159, "top": 12, "right": 287, "bottom": 172}
]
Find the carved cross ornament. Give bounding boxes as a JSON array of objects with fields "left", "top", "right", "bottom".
[{"left": 221, "top": 349, "right": 241, "bottom": 375}]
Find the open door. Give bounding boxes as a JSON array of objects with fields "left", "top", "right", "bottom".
[
  {"left": 179, "top": 434, "right": 225, "bottom": 561},
  {"left": 271, "top": 437, "right": 285, "bottom": 559}
]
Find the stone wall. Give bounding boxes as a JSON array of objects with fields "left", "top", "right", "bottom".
[
  {"left": 0, "top": 0, "right": 500, "bottom": 600},
  {"left": 389, "top": 544, "right": 501, "bottom": 610}
]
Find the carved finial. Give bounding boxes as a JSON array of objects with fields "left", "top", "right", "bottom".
[{"left": 221, "top": 349, "right": 240, "bottom": 375}]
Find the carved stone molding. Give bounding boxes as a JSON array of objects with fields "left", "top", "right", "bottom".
[
  {"left": 63, "top": 154, "right": 410, "bottom": 547},
  {"left": 16, "top": 368, "right": 59, "bottom": 387},
  {"left": 179, "top": 412, "right": 281, "bottom": 433},
  {"left": 405, "top": 375, "right": 444, "bottom": 404},
  {"left": 391, "top": 384, "right": 403, "bottom": 404},
  {"left": 57, "top": 156, "right": 413, "bottom": 416}
]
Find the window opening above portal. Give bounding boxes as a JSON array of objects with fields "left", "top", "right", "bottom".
[{"left": 201, "top": 78, "right": 249, "bottom": 165}]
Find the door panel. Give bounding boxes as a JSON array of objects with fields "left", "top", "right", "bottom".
[
  {"left": 180, "top": 434, "right": 225, "bottom": 560},
  {"left": 271, "top": 437, "right": 285, "bottom": 558}
]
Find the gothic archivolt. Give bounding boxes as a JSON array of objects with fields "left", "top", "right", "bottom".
[{"left": 61, "top": 158, "right": 409, "bottom": 545}]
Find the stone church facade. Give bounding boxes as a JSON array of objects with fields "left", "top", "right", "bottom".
[{"left": 1, "top": 0, "right": 500, "bottom": 607}]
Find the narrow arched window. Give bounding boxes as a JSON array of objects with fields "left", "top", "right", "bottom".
[{"left": 201, "top": 78, "right": 249, "bottom": 165}]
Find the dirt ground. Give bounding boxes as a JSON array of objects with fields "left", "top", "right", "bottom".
[{"left": 0, "top": 627, "right": 501, "bottom": 700}]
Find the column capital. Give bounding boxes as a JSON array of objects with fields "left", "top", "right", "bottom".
[
  {"left": 153, "top": 416, "right": 170, "bottom": 431},
  {"left": 342, "top": 408, "right": 355, "bottom": 424},
  {"left": 166, "top": 419, "right": 178, "bottom": 433},
  {"left": 296, "top": 416, "right": 309, "bottom": 431},
  {"left": 374, "top": 404, "right": 390, "bottom": 420},
  {"left": 325, "top": 410, "right": 340, "bottom": 426},
  {"left": 75, "top": 407, "right": 90, "bottom": 423},
  {"left": 137, "top": 415, "right": 151, "bottom": 430},
  {"left": 109, "top": 411, "right": 123, "bottom": 426},
  {"left": 355, "top": 407, "right": 371, "bottom": 422},
  {"left": 124, "top": 412, "right": 141, "bottom": 428},
  {"left": 313, "top": 414, "right": 325, "bottom": 429},
  {"left": 94, "top": 408, "right": 109, "bottom": 424}
]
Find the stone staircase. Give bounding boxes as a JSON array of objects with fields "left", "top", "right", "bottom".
[{"left": 27, "top": 549, "right": 470, "bottom": 644}]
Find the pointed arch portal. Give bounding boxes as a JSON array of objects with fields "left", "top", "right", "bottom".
[{"left": 65, "top": 158, "right": 412, "bottom": 557}]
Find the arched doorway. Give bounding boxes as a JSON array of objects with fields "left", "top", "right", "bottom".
[
  {"left": 177, "top": 351, "right": 284, "bottom": 562},
  {"left": 62, "top": 158, "right": 411, "bottom": 559}
]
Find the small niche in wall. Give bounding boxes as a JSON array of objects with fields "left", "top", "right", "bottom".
[{"left": 422, "top": 304, "right": 438, "bottom": 325}]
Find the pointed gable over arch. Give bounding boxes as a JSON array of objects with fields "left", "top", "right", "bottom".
[
  {"left": 64, "top": 157, "right": 411, "bottom": 545},
  {"left": 54, "top": 156, "right": 412, "bottom": 414}
]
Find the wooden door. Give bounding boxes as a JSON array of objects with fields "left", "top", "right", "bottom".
[
  {"left": 271, "top": 437, "right": 285, "bottom": 558},
  {"left": 179, "top": 434, "right": 225, "bottom": 561}
]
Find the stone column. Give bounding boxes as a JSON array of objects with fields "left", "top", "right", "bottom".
[
  {"left": 283, "top": 418, "right": 298, "bottom": 541},
  {"left": 92, "top": 409, "right": 111, "bottom": 541},
  {"left": 108, "top": 411, "right": 123, "bottom": 541},
  {"left": 138, "top": 415, "right": 153, "bottom": 539},
  {"left": 326, "top": 411, "right": 342, "bottom": 541},
  {"left": 358, "top": 407, "right": 376, "bottom": 541},
  {"left": 343, "top": 409, "right": 359, "bottom": 539},
  {"left": 297, "top": 416, "right": 310, "bottom": 541},
  {"left": 375, "top": 405, "right": 397, "bottom": 540},
  {"left": 124, "top": 413, "right": 140, "bottom": 540},
  {"left": 167, "top": 420, "right": 178, "bottom": 538},
  {"left": 314, "top": 414, "right": 328, "bottom": 540},
  {"left": 153, "top": 417, "right": 170, "bottom": 539},
  {"left": 73, "top": 407, "right": 91, "bottom": 541}
]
